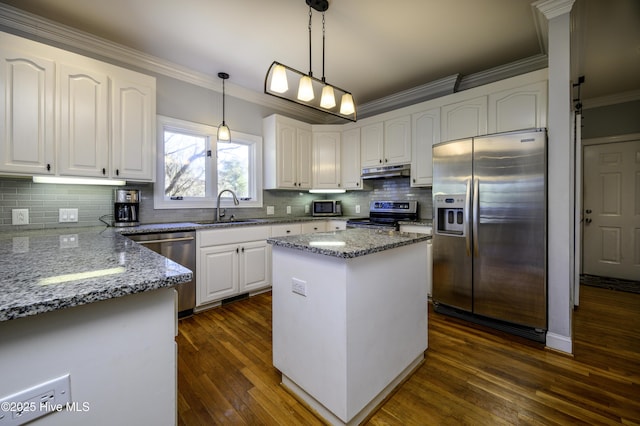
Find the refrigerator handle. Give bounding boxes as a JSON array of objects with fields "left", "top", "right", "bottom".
[
  {"left": 473, "top": 177, "right": 479, "bottom": 256},
  {"left": 465, "top": 179, "right": 471, "bottom": 256}
]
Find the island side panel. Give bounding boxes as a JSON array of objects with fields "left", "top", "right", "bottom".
[
  {"left": 272, "top": 241, "right": 429, "bottom": 424},
  {"left": 0, "top": 288, "right": 177, "bottom": 426},
  {"left": 346, "top": 241, "right": 428, "bottom": 420},
  {"left": 272, "top": 246, "right": 349, "bottom": 420}
]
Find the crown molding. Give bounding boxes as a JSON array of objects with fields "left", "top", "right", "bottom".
[
  {"left": 582, "top": 89, "right": 640, "bottom": 110},
  {"left": 456, "top": 54, "right": 548, "bottom": 92},
  {"left": 534, "top": 0, "right": 576, "bottom": 20},
  {"left": 357, "top": 74, "right": 460, "bottom": 119}
]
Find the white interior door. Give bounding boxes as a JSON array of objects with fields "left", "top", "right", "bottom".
[{"left": 582, "top": 139, "right": 640, "bottom": 281}]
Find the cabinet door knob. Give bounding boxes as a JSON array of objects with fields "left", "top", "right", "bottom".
[
  {"left": 102, "top": 168, "right": 106, "bottom": 175},
  {"left": 116, "top": 169, "right": 120, "bottom": 176},
  {"left": 379, "top": 159, "right": 382, "bottom": 164},
  {"left": 236, "top": 248, "right": 239, "bottom": 253}
]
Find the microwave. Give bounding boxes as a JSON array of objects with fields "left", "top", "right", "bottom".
[{"left": 312, "top": 200, "right": 342, "bottom": 217}]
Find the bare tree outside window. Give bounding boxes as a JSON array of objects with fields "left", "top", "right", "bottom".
[
  {"left": 218, "top": 142, "right": 249, "bottom": 199},
  {"left": 164, "top": 131, "right": 207, "bottom": 198}
]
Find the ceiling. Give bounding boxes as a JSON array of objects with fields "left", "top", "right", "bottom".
[{"left": 1, "top": 0, "right": 638, "bottom": 118}]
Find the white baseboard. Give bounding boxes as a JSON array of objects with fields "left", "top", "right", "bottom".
[{"left": 545, "top": 332, "right": 573, "bottom": 354}]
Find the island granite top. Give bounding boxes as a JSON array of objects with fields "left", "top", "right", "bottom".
[
  {"left": 0, "top": 227, "right": 192, "bottom": 322},
  {"left": 267, "top": 228, "right": 431, "bottom": 259}
]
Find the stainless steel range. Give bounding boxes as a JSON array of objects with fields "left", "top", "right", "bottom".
[{"left": 347, "top": 200, "right": 418, "bottom": 231}]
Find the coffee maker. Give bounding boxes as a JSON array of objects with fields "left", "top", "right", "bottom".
[{"left": 114, "top": 189, "right": 140, "bottom": 227}]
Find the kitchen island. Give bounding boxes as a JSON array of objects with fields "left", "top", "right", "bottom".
[
  {"left": 0, "top": 227, "right": 191, "bottom": 426},
  {"left": 268, "top": 228, "right": 430, "bottom": 425}
]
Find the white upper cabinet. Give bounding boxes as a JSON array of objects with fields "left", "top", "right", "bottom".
[
  {"left": 488, "top": 80, "right": 547, "bottom": 133},
  {"left": 441, "top": 96, "right": 488, "bottom": 142},
  {"left": 0, "top": 32, "right": 156, "bottom": 182},
  {"left": 411, "top": 108, "right": 440, "bottom": 187},
  {"left": 383, "top": 115, "right": 412, "bottom": 165},
  {"left": 313, "top": 131, "right": 341, "bottom": 189},
  {"left": 58, "top": 63, "right": 109, "bottom": 178},
  {"left": 111, "top": 74, "right": 156, "bottom": 181},
  {"left": 0, "top": 47, "right": 55, "bottom": 175},
  {"left": 264, "top": 114, "right": 312, "bottom": 189},
  {"left": 341, "top": 127, "right": 362, "bottom": 190},
  {"left": 360, "top": 117, "right": 411, "bottom": 167},
  {"left": 360, "top": 122, "right": 384, "bottom": 167}
]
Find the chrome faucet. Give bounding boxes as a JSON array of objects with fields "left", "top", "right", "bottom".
[{"left": 216, "top": 189, "right": 240, "bottom": 222}]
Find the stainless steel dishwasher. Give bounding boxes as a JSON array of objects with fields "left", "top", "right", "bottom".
[{"left": 127, "top": 231, "right": 195, "bottom": 318}]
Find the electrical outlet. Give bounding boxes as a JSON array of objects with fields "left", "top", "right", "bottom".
[
  {"left": 11, "top": 209, "right": 29, "bottom": 225},
  {"left": 305, "top": 205, "right": 310, "bottom": 214},
  {"left": 0, "top": 374, "right": 71, "bottom": 425},
  {"left": 355, "top": 205, "right": 361, "bottom": 214},
  {"left": 292, "top": 278, "right": 307, "bottom": 296},
  {"left": 286, "top": 206, "right": 291, "bottom": 214},
  {"left": 266, "top": 206, "right": 275, "bottom": 215},
  {"left": 58, "top": 208, "right": 79, "bottom": 223}
]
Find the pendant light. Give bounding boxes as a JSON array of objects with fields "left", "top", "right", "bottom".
[
  {"left": 319, "top": 11, "right": 336, "bottom": 109},
  {"left": 217, "top": 72, "right": 231, "bottom": 142},
  {"left": 264, "top": 0, "right": 356, "bottom": 122}
]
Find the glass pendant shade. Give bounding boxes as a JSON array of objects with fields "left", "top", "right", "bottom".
[
  {"left": 340, "top": 93, "right": 355, "bottom": 115},
  {"left": 297, "top": 75, "right": 315, "bottom": 101},
  {"left": 320, "top": 85, "right": 336, "bottom": 109},
  {"left": 270, "top": 64, "right": 289, "bottom": 93},
  {"left": 217, "top": 123, "right": 230, "bottom": 142}
]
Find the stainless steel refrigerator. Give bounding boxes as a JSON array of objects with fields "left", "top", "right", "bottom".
[{"left": 432, "top": 129, "right": 547, "bottom": 342}]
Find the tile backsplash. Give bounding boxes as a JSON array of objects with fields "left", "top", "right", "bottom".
[{"left": 0, "top": 176, "right": 432, "bottom": 231}]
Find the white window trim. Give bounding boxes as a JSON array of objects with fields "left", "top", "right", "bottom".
[{"left": 154, "top": 115, "right": 263, "bottom": 209}]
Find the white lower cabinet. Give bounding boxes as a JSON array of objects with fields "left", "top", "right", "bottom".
[
  {"left": 196, "top": 227, "right": 271, "bottom": 307},
  {"left": 399, "top": 224, "right": 432, "bottom": 297}
]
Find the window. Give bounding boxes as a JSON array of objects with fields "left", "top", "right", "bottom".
[{"left": 155, "top": 116, "right": 263, "bottom": 209}]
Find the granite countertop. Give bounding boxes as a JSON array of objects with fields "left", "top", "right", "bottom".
[
  {"left": 267, "top": 228, "right": 431, "bottom": 259},
  {"left": 0, "top": 227, "right": 192, "bottom": 322}
]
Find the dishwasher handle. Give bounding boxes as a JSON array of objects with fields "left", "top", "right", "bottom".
[{"left": 135, "top": 236, "right": 195, "bottom": 245}]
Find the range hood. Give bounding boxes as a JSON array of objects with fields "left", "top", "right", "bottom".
[{"left": 361, "top": 164, "right": 411, "bottom": 179}]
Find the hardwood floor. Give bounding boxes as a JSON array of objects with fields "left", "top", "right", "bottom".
[{"left": 176, "top": 286, "right": 640, "bottom": 425}]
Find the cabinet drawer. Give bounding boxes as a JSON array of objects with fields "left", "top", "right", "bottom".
[
  {"left": 197, "top": 226, "right": 270, "bottom": 247},
  {"left": 271, "top": 223, "right": 302, "bottom": 237},
  {"left": 301, "top": 221, "right": 326, "bottom": 234}
]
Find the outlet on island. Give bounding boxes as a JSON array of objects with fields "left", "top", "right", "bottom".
[{"left": 292, "top": 278, "right": 307, "bottom": 297}]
